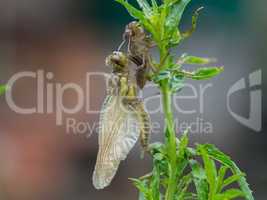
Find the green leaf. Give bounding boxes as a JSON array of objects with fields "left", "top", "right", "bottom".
[
  {"left": 0, "top": 85, "right": 7, "bottom": 95},
  {"left": 189, "top": 160, "right": 209, "bottom": 200},
  {"left": 190, "top": 67, "right": 224, "bottom": 80},
  {"left": 222, "top": 173, "right": 245, "bottom": 189},
  {"left": 130, "top": 178, "right": 147, "bottom": 193},
  {"left": 186, "top": 147, "right": 197, "bottom": 157},
  {"left": 136, "top": 0, "right": 152, "bottom": 17},
  {"left": 177, "top": 132, "right": 189, "bottom": 159},
  {"left": 170, "top": 75, "right": 184, "bottom": 93},
  {"left": 153, "top": 68, "right": 185, "bottom": 92},
  {"left": 176, "top": 173, "right": 193, "bottom": 200},
  {"left": 215, "top": 189, "right": 245, "bottom": 200},
  {"left": 198, "top": 146, "right": 218, "bottom": 199},
  {"left": 153, "top": 70, "right": 171, "bottom": 83},
  {"left": 154, "top": 153, "right": 164, "bottom": 161},
  {"left": 115, "top": 0, "right": 156, "bottom": 37},
  {"left": 163, "top": 0, "right": 175, "bottom": 5},
  {"left": 130, "top": 178, "right": 152, "bottom": 200},
  {"left": 166, "top": 0, "right": 192, "bottom": 29},
  {"left": 174, "top": 67, "right": 223, "bottom": 81},
  {"left": 180, "top": 55, "right": 217, "bottom": 65},
  {"left": 216, "top": 166, "right": 228, "bottom": 193},
  {"left": 116, "top": 0, "right": 144, "bottom": 20},
  {"left": 149, "top": 142, "right": 165, "bottom": 153},
  {"left": 150, "top": 0, "right": 158, "bottom": 10},
  {"left": 176, "top": 159, "right": 189, "bottom": 179},
  {"left": 199, "top": 144, "right": 233, "bottom": 166},
  {"left": 165, "top": 0, "right": 192, "bottom": 37},
  {"left": 168, "top": 30, "right": 182, "bottom": 47},
  {"left": 200, "top": 144, "right": 254, "bottom": 200},
  {"left": 182, "top": 192, "right": 197, "bottom": 200},
  {"left": 150, "top": 142, "right": 166, "bottom": 159},
  {"left": 190, "top": 160, "right": 206, "bottom": 179},
  {"left": 181, "top": 7, "right": 204, "bottom": 39},
  {"left": 138, "top": 192, "right": 146, "bottom": 200},
  {"left": 150, "top": 164, "right": 161, "bottom": 200}
]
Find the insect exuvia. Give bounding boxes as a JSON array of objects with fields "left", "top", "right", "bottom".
[
  {"left": 92, "top": 51, "right": 151, "bottom": 189},
  {"left": 122, "top": 21, "right": 155, "bottom": 89}
]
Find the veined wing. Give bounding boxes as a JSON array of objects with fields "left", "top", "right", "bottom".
[{"left": 93, "top": 95, "right": 140, "bottom": 189}]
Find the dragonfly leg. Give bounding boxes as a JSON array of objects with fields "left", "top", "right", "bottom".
[{"left": 118, "top": 76, "right": 129, "bottom": 97}]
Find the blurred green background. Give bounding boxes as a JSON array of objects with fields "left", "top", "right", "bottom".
[{"left": 0, "top": 0, "right": 266, "bottom": 200}]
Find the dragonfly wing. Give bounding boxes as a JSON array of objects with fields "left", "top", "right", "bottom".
[{"left": 93, "top": 97, "right": 140, "bottom": 189}]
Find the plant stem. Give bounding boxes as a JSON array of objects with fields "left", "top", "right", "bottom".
[
  {"left": 161, "top": 82, "right": 177, "bottom": 200},
  {"left": 159, "top": 43, "right": 178, "bottom": 200}
]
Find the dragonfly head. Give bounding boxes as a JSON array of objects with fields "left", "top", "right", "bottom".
[
  {"left": 106, "top": 51, "right": 129, "bottom": 73},
  {"left": 124, "top": 21, "right": 146, "bottom": 42}
]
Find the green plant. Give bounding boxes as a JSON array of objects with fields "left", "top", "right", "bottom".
[
  {"left": 0, "top": 85, "right": 6, "bottom": 95},
  {"left": 99, "top": 0, "right": 254, "bottom": 199}
]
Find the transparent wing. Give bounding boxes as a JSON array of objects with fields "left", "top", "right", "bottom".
[{"left": 93, "top": 96, "right": 140, "bottom": 189}]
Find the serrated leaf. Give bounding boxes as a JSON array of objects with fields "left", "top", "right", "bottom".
[
  {"left": 191, "top": 67, "right": 224, "bottom": 80},
  {"left": 130, "top": 178, "right": 152, "bottom": 200},
  {"left": 181, "top": 55, "right": 216, "bottom": 65},
  {"left": 186, "top": 147, "right": 197, "bottom": 157},
  {"left": 215, "top": 189, "right": 245, "bottom": 200},
  {"left": 154, "top": 153, "right": 164, "bottom": 161},
  {"left": 116, "top": 0, "right": 144, "bottom": 20},
  {"left": 189, "top": 160, "right": 206, "bottom": 180},
  {"left": 130, "top": 178, "right": 146, "bottom": 192},
  {"left": 222, "top": 173, "right": 245, "bottom": 189},
  {"left": 116, "top": 0, "right": 155, "bottom": 34},
  {"left": 166, "top": 0, "right": 192, "bottom": 32},
  {"left": 163, "top": 0, "right": 176, "bottom": 5},
  {"left": 176, "top": 173, "right": 193, "bottom": 199},
  {"left": 176, "top": 159, "right": 188, "bottom": 178},
  {"left": 183, "top": 192, "right": 197, "bottom": 200},
  {"left": 189, "top": 160, "right": 209, "bottom": 200},
  {"left": 199, "top": 144, "right": 233, "bottom": 166},
  {"left": 151, "top": 0, "right": 158, "bottom": 10},
  {"left": 177, "top": 132, "right": 189, "bottom": 159},
  {"left": 168, "top": 30, "right": 182, "bottom": 47},
  {"left": 198, "top": 146, "right": 217, "bottom": 199},
  {"left": 150, "top": 164, "right": 161, "bottom": 200},
  {"left": 136, "top": 0, "right": 152, "bottom": 17},
  {"left": 216, "top": 166, "right": 228, "bottom": 193},
  {"left": 200, "top": 144, "right": 254, "bottom": 200},
  {"left": 149, "top": 142, "right": 164, "bottom": 152},
  {"left": 193, "top": 177, "right": 209, "bottom": 199},
  {"left": 139, "top": 192, "right": 146, "bottom": 200},
  {"left": 181, "top": 7, "right": 204, "bottom": 39}
]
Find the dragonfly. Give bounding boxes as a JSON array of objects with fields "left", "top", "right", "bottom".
[
  {"left": 93, "top": 51, "right": 151, "bottom": 189},
  {"left": 122, "top": 21, "right": 156, "bottom": 89}
]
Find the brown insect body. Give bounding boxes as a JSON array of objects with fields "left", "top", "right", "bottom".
[
  {"left": 93, "top": 51, "right": 151, "bottom": 189},
  {"left": 123, "top": 21, "right": 154, "bottom": 89}
]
